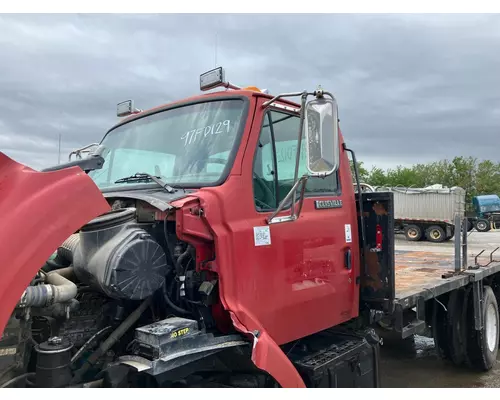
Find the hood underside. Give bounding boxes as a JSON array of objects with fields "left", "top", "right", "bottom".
[{"left": 0, "top": 152, "right": 110, "bottom": 336}]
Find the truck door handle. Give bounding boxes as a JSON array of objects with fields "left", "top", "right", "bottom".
[{"left": 345, "top": 249, "right": 352, "bottom": 270}]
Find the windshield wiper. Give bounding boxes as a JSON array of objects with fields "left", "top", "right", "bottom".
[{"left": 114, "top": 173, "right": 175, "bottom": 193}]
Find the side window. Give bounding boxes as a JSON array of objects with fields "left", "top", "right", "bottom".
[
  {"left": 253, "top": 114, "right": 278, "bottom": 211},
  {"left": 253, "top": 110, "right": 339, "bottom": 211}
]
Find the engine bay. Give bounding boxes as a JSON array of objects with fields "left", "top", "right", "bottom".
[{"left": 0, "top": 198, "right": 258, "bottom": 388}]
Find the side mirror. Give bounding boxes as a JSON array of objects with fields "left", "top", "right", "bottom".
[
  {"left": 68, "top": 143, "right": 100, "bottom": 161},
  {"left": 304, "top": 97, "right": 339, "bottom": 177},
  {"left": 264, "top": 88, "right": 340, "bottom": 225}
]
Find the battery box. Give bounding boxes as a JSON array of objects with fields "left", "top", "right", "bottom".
[{"left": 288, "top": 328, "right": 380, "bottom": 388}]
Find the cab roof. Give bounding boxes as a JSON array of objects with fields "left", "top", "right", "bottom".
[{"left": 111, "top": 89, "right": 301, "bottom": 132}]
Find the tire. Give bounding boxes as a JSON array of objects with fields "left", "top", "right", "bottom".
[
  {"left": 447, "top": 289, "right": 467, "bottom": 365},
  {"left": 404, "top": 224, "right": 422, "bottom": 241},
  {"left": 432, "top": 294, "right": 452, "bottom": 360},
  {"left": 465, "top": 285, "right": 499, "bottom": 371},
  {"left": 425, "top": 225, "right": 446, "bottom": 243},
  {"left": 476, "top": 219, "right": 491, "bottom": 233}
]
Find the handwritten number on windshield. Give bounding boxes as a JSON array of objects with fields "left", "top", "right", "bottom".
[{"left": 181, "top": 120, "right": 231, "bottom": 146}]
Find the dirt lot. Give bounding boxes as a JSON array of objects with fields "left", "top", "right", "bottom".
[{"left": 381, "top": 230, "right": 500, "bottom": 388}]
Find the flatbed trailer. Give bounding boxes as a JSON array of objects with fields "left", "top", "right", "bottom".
[
  {"left": 393, "top": 250, "right": 500, "bottom": 334},
  {"left": 358, "top": 190, "right": 500, "bottom": 370}
]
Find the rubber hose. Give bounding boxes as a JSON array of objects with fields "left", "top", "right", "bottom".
[
  {"left": 20, "top": 267, "right": 77, "bottom": 307},
  {"left": 57, "top": 234, "right": 80, "bottom": 264},
  {"left": 0, "top": 372, "right": 35, "bottom": 388},
  {"left": 70, "top": 297, "right": 152, "bottom": 384},
  {"left": 162, "top": 279, "right": 190, "bottom": 315},
  {"left": 176, "top": 249, "right": 190, "bottom": 275}
]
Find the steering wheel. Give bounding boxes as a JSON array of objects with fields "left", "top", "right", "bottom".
[{"left": 253, "top": 173, "right": 275, "bottom": 210}]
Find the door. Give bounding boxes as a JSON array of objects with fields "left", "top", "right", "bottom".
[{"left": 226, "top": 107, "right": 360, "bottom": 345}]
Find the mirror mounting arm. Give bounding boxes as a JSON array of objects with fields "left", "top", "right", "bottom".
[
  {"left": 267, "top": 175, "right": 309, "bottom": 225},
  {"left": 262, "top": 91, "right": 310, "bottom": 108}
]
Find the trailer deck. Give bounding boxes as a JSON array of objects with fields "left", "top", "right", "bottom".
[{"left": 394, "top": 249, "right": 500, "bottom": 309}]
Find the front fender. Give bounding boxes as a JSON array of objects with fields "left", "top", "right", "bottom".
[
  {"left": 229, "top": 310, "right": 306, "bottom": 388},
  {"left": 0, "top": 152, "right": 110, "bottom": 336}
]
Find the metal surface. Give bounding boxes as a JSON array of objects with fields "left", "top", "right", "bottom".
[
  {"left": 454, "top": 214, "right": 462, "bottom": 271},
  {"left": 359, "top": 191, "right": 395, "bottom": 307},
  {"left": 127, "top": 332, "right": 248, "bottom": 377},
  {"left": 266, "top": 175, "right": 308, "bottom": 224},
  {"left": 375, "top": 186, "right": 466, "bottom": 224},
  {"left": 0, "top": 152, "right": 110, "bottom": 337},
  {"left": 68, "top": 143, "right": 100, "bottom": 161},
  {"left": 42, "top": 154, "right": 105, "bottom": 173},
  {"left": 462, "top": 217, "right": 468, "bottom": 268},
  {"left": 262, "top": 91, "right": 308, "bottom": 108},
  {"left": 394, "top": 250, "right": 470, "bottom": 307},
  {"left": 393, "top": 248, "right": 500, "bottom": 311},
  {"left": 346, "top": 146, "right": 367, "bottom": 279},
  {"left": 291, "top": 94, "right": 308, "bottom": 209}
]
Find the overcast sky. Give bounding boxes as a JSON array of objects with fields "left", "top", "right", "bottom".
[{"left": 0, "top": 13, "right": 499, "bottom": 171}]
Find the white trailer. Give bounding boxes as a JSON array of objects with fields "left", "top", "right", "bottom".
[{"left": 371, "top": 185, "right": 466, "bottom": 242}]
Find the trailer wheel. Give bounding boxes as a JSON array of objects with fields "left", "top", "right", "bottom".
[
  {"left": 432, "top": 294, "right": 452, "bottom": 360},
  {"left": 476, "top": 219, "right": 491, "bottom": 233},
  {"left": 425, "top": 225, "right": 446, "bottom": 243},
  {"left": 466, "top": 285, "right": 499, "bottom": 371},
  {"left": 404, "top": 225, "right": 422, "bottom": 241}
]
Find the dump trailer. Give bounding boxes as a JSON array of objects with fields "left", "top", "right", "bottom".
[
  {"left": 373, "top": 185, "right": 466, "bottom": 243},
  {"left": 2, "top": 68, "right": 500, "bottom": 389}
]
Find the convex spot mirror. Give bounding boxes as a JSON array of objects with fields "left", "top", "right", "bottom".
[{"left": 304, "top": 97, "right": 339, "bottom": 177}]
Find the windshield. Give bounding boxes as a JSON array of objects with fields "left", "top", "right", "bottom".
[{"left": 88, "top": 99, "right": 247, "bottom": 190}]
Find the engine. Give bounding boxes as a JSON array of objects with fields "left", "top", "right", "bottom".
[{"left": 0, "top": 205, "right": 252, "bottom": 389}]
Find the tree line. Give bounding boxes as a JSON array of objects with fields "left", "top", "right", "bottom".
[{"left": 351, "top": 156, "right": 500, "bottom": 210}]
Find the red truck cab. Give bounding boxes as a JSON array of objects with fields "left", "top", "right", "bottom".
[{"left": 0, "top": 68, "right": 381, "bottom": 388}]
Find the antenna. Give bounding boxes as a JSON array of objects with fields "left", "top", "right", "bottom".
[
  {"left": 58, "top": 133, "right": 61, "bottom": 164},
  {"left": 214, "top": 31, "right": 218, "bottom": 67}
]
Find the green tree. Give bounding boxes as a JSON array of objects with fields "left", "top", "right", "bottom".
[
  {"left": 353, "top": 156, "right": 499, "bottom": 209},
  {"left": 349, "top": 160, "right": 369, "bottom": 182},
  {"left": 476, "top": 160, "right": 500, "bottom": 196},
  {"left": 368, "top": 167, "right": 387, "bottom": 186}
]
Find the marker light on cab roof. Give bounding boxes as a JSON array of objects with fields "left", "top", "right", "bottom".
[
  {"left": 117, "top": 100, "right": 142, "bottom": 118},
  {"left": 200, "top": 67, "right": 225, "bottom": 91}
]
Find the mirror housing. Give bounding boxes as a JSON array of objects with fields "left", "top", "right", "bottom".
[
  {"left": 304, "top": 96, "right": 339, "bottom": 177},
  {"left": 264, "top": 88, "right": 340, "bottom": 225}
]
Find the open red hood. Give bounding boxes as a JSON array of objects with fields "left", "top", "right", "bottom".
[{"left": 0, "top": 152, "right": 110, "bottom": 336}]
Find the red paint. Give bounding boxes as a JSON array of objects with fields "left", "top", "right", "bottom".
[
  {"left": 0, "top": 89, "right": 360, "bottom": 388},
  {"left": 0, "top": 152, "right": 110, "bottom": 336},
  {"left": 171, "top": 94, "right": 359, "bottom": 386}
]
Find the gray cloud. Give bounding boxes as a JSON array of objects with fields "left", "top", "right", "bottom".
[{"left": 0, "top": 13, "right": 499, "bottom": 171}]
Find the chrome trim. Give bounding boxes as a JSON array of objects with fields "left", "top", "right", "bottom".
[{"left": 267, "top": 175, "right": 308, "bottom": 225}]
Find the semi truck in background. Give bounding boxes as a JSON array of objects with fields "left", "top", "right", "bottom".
[
  {"left": 467, "top": 195, "right": 500, "bottom": 233},
  {"left": 2, "top": 68, "right": 500, "bottom": 388}
]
